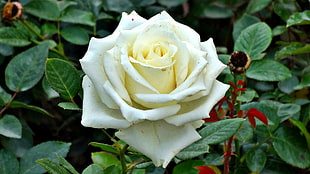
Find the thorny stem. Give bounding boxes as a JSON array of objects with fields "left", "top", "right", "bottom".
[{"left": 0, "top": 91, "right": 18, "bottom": 117}]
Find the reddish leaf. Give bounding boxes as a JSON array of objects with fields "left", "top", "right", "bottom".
[
  {"left": 247, "top": 114, "right": 256, "bottom": 128},
  {"left": 237, "top": 110, "right": 246, "bottom": 118},
  {"left": 227, "top": 100, "right": 234, "bottom": 114},
  {"left": 195, "top": 166, "right": 216, "bottom": 174},
  {"left": 236, "top": 88, "right": 247, "bottom": 92},
  {"left": 228, "top": 81, "right": 235, "bottom": 88},
  {"left": 237, "top": 80, "right": 246, "bottom": 86},
  {"left": 247, "top": 108, "right": 268, "bottom": 126},
  {"left": 204, "top": 109, "right": 220, "bottom": 123}
]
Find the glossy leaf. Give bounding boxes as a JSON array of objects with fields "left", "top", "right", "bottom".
[
  {"left": 246, "top": 149, "right": 267, "bottom": 173},
  {"left": 91, "top": 152, "right": 121, "bottom": 169},
  {"left": 20, "top": 141, "right": 71, "bottom": 174},
  {"left": 36, "top": 159, "right": 70, "bottom": 174},
  {"left": 199, "top": 118, "right": 244, "bottom": 144},
  {"left": 176, "top": 137, "right": 209, "bottom": 160},
  {"left": 0, "top": 115, "right": 22, "bottom": 139},
  {"left": 5, "top": 43, "right": 49, "bottom": 92},
  {"left": 233, "top": 14, "right": 260, "bottom": 41},
  {"left": 246, "top": 0, "right": 271, "bottom": 14},
  {"left": 56, "top": 154, "right": 79, "bottom": 174},
  {"left": 273, "top": 126, "right": 310, "bottom": 168},
  {"left": 173, "top": 160, "right": 205, "bottom": 174},
  {"left": 194, "top": 4, "right": 233, "bottom": 19},
  {"left": 0, "top": 86, "right": 11, "bottom": 107},
  {"left": 278, "top": 76, "right": 299, "bottom": 94},
  {"left": 272, "top": 25, "right": 287, "bottom": 36},
  {"left": 24, "top": 0, "right": 61, "bottom": 20},
  {"left": 273, "top": 0, "right": 300, "bottom": 21},
  {"left": 237, "top": 88, "right": 257, "bottom": 103},
  {"left": 287, "top": 11, "right": 310, "bottom": 27},
  {"left": 58, "top": 102, "right": 81, "bottom": 111},
  {"left": 61, "top": 8, "right": 95, "bottom": 26},
  {"left": 89, "top": 142, "right": 118, "bottom": 154},
  {"left": 235, "top": 122, "right": 253, "bottom": 142},
  {"left": 294, "top": 74, "right": 310, "bottom": 90},
  {"left": 82, "top": 164, "right": 104, "bottom": 174},
  {"left": 158, "top": 0, "right": 186, "bottom": 7},
  {"left": 45, "top": 58, "right": 81, "bottom": 100},
  {"left": 289, "top": 118, "right": 310, "bottom": 151},
  {"left": 0, "top": 120, "right": 33, "bottom": 157},
  {"left": 234, "top": 22, "right": 272, "bottom": 59},
  {"left": 275, "top": 42, "right": 310, "bottom": 59},
  {"left": 60, "top": 25, "right": 89, "bottom": 45},
  {"left": 277, "top": 103, "right": 300, "bottom": 122},
  {"left": 102, "top": 0, "right": 134, "bottom": 12},
  {"left": 0, "top": 27, "right": 31, "bottom": 47},
  {"left": 246, "top": 59, "right": 292, "bottom": 81},
  {"left": 9, "top": 101, "right": 53, "bottom": 117},
  {"left": 0, "top": 149, "right": 19, "bottom": 174}
]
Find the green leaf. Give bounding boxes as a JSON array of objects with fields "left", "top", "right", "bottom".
[
  {"left": 45, "top": 58, "right": 81, "bottom": 100},
  {"left": 8, "top": 101, "right": 53, "bottom": 117},
  {"left": 273, "top": 126, "right": 310, "bottom": 168},
  {"left": 287, "top": 10, "right": 310, "bottom": 27},
  {"left": 273, "top": 0, "right": 300, "bottom": 21},
  {"left": 233, "top": 14, "right": 260, "bottom": 41},
  {"left": 237, "top": 88, "right": 257, "bottom": 103},
  {"left": 234, "top": 22, "right": 272, "bottom": 59},
  {"left": 272, "top": 25, "right": 287, "bottom": 36},
  {"left": 36, "top": 159, "right": 70, "bottom": 174},
  {"left": 194, "top": 4, "right": 233, "bottom": 19},
  {"left": 277, "top": 103, "right": 300, "bottom": 122},
  {"left": 289, "top": 118, "right": 310, "bottom": 151},
  {"left": 294, "top": 74, "right": 310, "bottom": 90},
  {"left": 0, "top": 115, "right": 22, "bottom": 139},
  {"left": 58, "top": 102, "right": 81, "bottom": 111},
  {"left": 56, "top": 1, "right": 77, "bottom": 11},
  {"left": 235, "top": 122, "right": 253, "bottom": 142},
  {"left": 60, "top": 25, "right": 89, "bottom": 45},
  {"left": 278, "top": 76, "right": 299, "bottom": 94},
  {"left": 275, "top": 42, "right": 310, "bottom": 59},
  {"left": 41, "top": 23, "right": 58, "bottom": 38},
  {"left": 246, "top": 149, "right": 267, "bottom": 173},
  {"left": 172, "top": 160, "right": 205, "bottom": 174},
  {"left": 0, "top": 43, "right": 13, "bottom": 56},
  {"left": 246, "top": 0, "right": 271, "bottom": 14},
  {"left": 5, "top": 43, "right": 49, "bottom": 92},
  {"left": 56, "top": 154, "right": 79, "bottom": 174},
  {"left": 176, "top": 138, "right": 209, "bottom": 160},
  {"left": 61, "top": 8, "right": 95, "bottom": 26},
  {"left": 91, "top": 152, "right": 121, "bottom": 169},
  {"left": 20, "top": 141, "right": 71, "bottom": 174},
  {"left": 89, "top": 142, "right": 119, "bottom": 154},
  {"left": 0, "top": 149, "right": 19, "bottom": 174},
  {"left": 82, "top": 164, "right": 104, "bottom": 174},
  {"left": 0, "top": 86, "right": 11, "bottom": 107},
  {"left": 158, "top": 0, "right": 186, "bottom": 7},
  {"left": 24, "top": 0, "right": 61, "bottom": 20},
  {"left": 246, "top": 59, "right": 292, "bottom": 81},
  {"left": 199, "top": 118, "right": 244, "bottom": 144},
  {"left": 0, "top": 27, "right": 31, "bottom": 47},
  {"left": 42, "top": 77, "right": 59, "bottom": 99},
  {"left": 103, "top": 0, "right": 134, "bottom": 12},
  {"left": 0, "top": 120, "right": 33, "bottom": 157}
]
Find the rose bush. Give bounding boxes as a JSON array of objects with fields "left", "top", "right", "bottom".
[{"left": 80, "top": 11, "right": 229, "bottom": 167}]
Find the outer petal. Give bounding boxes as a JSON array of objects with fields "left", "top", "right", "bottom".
[
  {"left": 80, "top": 37, "right": 119, "bottom": 109},
  {"left": 103, "top": 81, "right": 181, "bottom": 123},
  {"left": 114, "top": 11, "right": 146, "bottom": 32},
  {"left": 81, "top": 76, "right": 130, "bottom": 129},
  {"left": 115, "top": 120, "right": 201, "bottom": 168},
  {"left": 165, "top": 80, "right": 230, "bottom": 126}
]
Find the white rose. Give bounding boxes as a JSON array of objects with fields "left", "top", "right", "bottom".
[{"left": 80, "top": 11, "right": 229, "bottom": 167}]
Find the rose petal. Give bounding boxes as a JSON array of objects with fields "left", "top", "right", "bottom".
[
  {"left": 114, "top": 11, "right": 146, "bottom": 33},
  {"left": 115, "top": 120, "right": 201, "bottom": 168},
  {"left": 80, "top": 37, "right": 119, "bottom": 109},
  {"left": 148, "top": 11, "right": 201, "bottom": 49},
  {"left": 165, "top": 80, "right": 230, "bottom": 126},
  {"left": 103, "top": 49, "right": 131, "bottom": 104},
  {"left": 103, "top": 81, "right": 181, "bottom": 122},
  {"left": 81, "top": 76, "right": 130, "bottom": 129},
  {"left": 134, "top": 72, "right": 207, "bottom": 108}
]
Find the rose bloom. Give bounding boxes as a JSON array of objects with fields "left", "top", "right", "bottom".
[{"left": 80, "top": 11, "right": 229, "bottom": 167}]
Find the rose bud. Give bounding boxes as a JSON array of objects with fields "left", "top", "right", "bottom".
[
  {"left": 1, "top": 1, "right": 23, "bottom": 22},
  {"left": 228, "top": 51, "right": 251, "bottom": 74}
]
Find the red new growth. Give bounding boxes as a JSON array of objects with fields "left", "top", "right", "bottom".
[
  {"left": 195, "top": 166, "right": 217, "bottom": 174},
  {"left": 246, "top": 108, "right": 268, "bottom": 128}
]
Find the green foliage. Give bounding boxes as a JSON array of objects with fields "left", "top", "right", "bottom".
[
  {"left": 0, "top": 115, "right": 22, "bottom": 139},
  {"left": 0, "top": 149, "right": 19, "bottom": 174}
]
